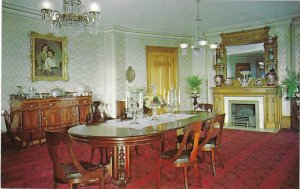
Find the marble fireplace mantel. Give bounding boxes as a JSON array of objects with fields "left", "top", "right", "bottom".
[{"left": 213, "top": 87, "right": 282, "bottom": 129}]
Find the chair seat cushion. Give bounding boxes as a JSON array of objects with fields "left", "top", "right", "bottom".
[
  {"left": 160, "top": 149, "right": 191, "bottom": 163},
  {"left": 199, "top": 135, "right": 217, "bottom": 144},
  {"left": 63, "top": 161, "right": 101, "bottom": 179}
]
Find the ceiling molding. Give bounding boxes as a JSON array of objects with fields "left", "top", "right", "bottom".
[
  {"left": 2, "top": 1, "right": 297, "bottom": 40},
  {"left": 205, "top": 16, "right": 295, "bottom": 36},
  {"left": 101, "top": 25, "right": 194, "bottom": 39},
  {"left": 2, "top": 2, "right": 194, "bottom": 40}
]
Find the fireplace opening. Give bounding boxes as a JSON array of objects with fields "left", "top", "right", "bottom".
[
  {"left": 231, "top": 103, "right": 256, "bottom": 128},
  {"left": 225, "top": 97, "right": 263, "bottom": 129}
]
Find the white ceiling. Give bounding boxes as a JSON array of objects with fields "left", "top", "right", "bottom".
[{"left": 2, "top": 0, "right": 300, "bottom": 36}]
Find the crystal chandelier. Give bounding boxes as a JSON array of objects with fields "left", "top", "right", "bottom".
[{"left": 41, "top": 0, "right": 101, "bottom": 37}]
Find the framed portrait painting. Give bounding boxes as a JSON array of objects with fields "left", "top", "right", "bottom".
[{"left": 30, "top": 31, "right": 68, "bottom": 81}]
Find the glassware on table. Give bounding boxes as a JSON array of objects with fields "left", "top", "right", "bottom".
[
  {"left": 167, "top": 88, "right": 178, "bottom": 117},
  {"left": 126, "top": 89, "right": 143, "bottom": 124},
  {"left": 151, "top": 103, "right": 159, "bottom": 120}
]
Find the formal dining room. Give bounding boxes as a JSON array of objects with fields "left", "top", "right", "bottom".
[{"left": 1, "top": 0, "right": 300, "bottom": 188}]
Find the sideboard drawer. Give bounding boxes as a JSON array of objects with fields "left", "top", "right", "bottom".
[
  {"left": 79, "top": 98, "right": 91, "bottom": 105},
  {"left": 22, "top": 102, "right": 40, "bottom": 110},
  {"left": 41, "top": 101, "right": 59, "bottom": 108},
  {"left": 59, "top": 100, "right": 78, "bottom": 107}
]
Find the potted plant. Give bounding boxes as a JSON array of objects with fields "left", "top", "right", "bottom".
[
  {"left": 186, "top": 75, "right": 203, "bottom": 106},
  {"left": 277, "top": 71, "right": 300, "bottom": 98}
]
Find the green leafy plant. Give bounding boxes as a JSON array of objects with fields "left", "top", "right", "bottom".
[
  {"left": 277, "top": 71, "right": 299, "bottom": 98},
  {"left": 186, "top": 75, "right": 203, "bottom": 96}
]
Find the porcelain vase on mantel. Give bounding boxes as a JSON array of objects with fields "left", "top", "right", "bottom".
[
  {"left": 265, "top": 70, "right": 277, "bottom": 86},
  {"left": 214, "top": 75, "right": 223, "bottom": 87}
]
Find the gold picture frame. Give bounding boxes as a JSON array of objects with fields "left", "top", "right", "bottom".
[
  {"left": 125, "top": 66, "right": 135, "bottom": 83},
  {"left": 30, "top": 31, "right": 68, "bottom": 81}
]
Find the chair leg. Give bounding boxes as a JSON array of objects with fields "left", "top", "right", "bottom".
[
  {"left": 29, "top": 132, "right": 33, "bottom": 145},
  {"left": 156, "top": 160, "right": 161, "bottom": 189},
  {"left": 193, "top": 164, "right": 202, "bottom": 187},
  {"left": 71, "top": 183, "right": 79, "bottom": 189},
  {"left": 183, "top": 167, "right": 189, "bottom": 189},
  {"left": 135, "top": 145, "right": 139, "bottom": 158},
  {"left": 211, "top": 151, "right": 216, "bottom": 176},
  {"left": 217, "top": 149, "right": 224, "bottom": 168},
  {"left": 39, "top": 130, "right": 42, "bottom": 146},
  {"left": 99, "top": 171, "right": 104, "bottom": 189},
  {"left": 53, "top": 181, "right": 58, "bottom": 189}
]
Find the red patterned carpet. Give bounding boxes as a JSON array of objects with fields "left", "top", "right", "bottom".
[{"left": 1, "top": 129, "right": 299, "bottom": 189}]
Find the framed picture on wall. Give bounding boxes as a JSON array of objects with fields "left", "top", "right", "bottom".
[
  {"left": 30, "top": 31, "right": 68, "bottom": 81},
  {"left": 236, "top": 63, "right": 251, "bottom": 78}
]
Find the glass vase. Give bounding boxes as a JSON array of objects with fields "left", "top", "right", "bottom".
[{"left": 151, "top": 104, "right": 159, "bottom": 120}]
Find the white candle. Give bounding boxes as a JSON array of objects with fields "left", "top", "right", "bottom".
[
  {"left": 174, "top": 89, "right": 177, "bottom": 101},
  {"left": 139, "top": 92, "right": 143, "bottom": 108},
  {"left": 178, "top": 89, "right": 181, "bottom": 105},
  {"left": 163, "top": 89, "right": 166, "bottom": 99},
  {"left": 125, "top": 92, "right": 128, "bottom": 109},
  {"left": 167, "top": 91, "right": 170, "bottom": 104}
]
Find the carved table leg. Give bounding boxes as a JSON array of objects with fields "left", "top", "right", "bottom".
[{"left": 112, "top": 146, "right": 130, "bottom": 188}]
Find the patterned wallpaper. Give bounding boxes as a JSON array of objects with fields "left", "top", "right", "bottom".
[
  {"left": 2, "top": 12, "right": 297, "bottom": 120},
  {"left": 116, "top": 33, "right": 194, "bottom": 110},
  {"left": 1, "top": 12, "right": 194, "bottom": 116}
]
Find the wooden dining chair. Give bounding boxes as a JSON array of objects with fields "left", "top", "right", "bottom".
[
  {"left": 86, "top": 112, "right": 110, "bottom": 165},
  {"left": 44, "top": 128, "right": 105, "bottom": 189},
  {"left": 1, "top": 109, "right": 16, "bottom": 151},
  {"left": 176, "top": 104, "right": 213, "bottom": 148},
  {"left": 157, "top": 120, "right": 204, "bottom": 189},
  {"left": 194, "top": 103, "right": 213, "bottom": 112},
  {"left": 199, "top": 113, "right": 225, "bottom": 176}
]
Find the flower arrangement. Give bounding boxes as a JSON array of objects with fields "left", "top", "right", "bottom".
[{"left": 144, "top": 95, "right": 166, "bottom": 109}]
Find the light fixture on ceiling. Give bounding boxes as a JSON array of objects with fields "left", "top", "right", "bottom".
[
  {"left": 41, "top": 0, "right": 101, "bottom": 37},
  {"left": 180, "top": 0, "right": 217, "bottom": 54},
  {"left": 190, "top": 0, "right": 208, "bottom": 51}
]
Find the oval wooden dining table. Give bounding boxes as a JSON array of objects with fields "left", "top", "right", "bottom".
[{"left": 68, "top": 111, "right": 215, "bottom": 188}]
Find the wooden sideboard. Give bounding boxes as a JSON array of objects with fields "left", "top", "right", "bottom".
[
  {"left": 213, "top": 87, "right": 281, "bottom": 129},
  {"left": 10, "top": 96, "right": 92, "bottom": 147}
]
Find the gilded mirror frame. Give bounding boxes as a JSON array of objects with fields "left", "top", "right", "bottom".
[
  {"left": 30, "top": 31, "right": 68, "bottom": 81},
  {"left": 213, "top": 27, "right": 278, "bottom": 87}
]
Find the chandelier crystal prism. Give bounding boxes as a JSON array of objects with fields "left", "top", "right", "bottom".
[{"left": 41, "top": 0, "right": 101, "bottom": 37}]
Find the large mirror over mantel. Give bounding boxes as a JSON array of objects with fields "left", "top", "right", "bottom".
[{"left": 213, "top": 27, "right": 278, "bottom": 87}]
